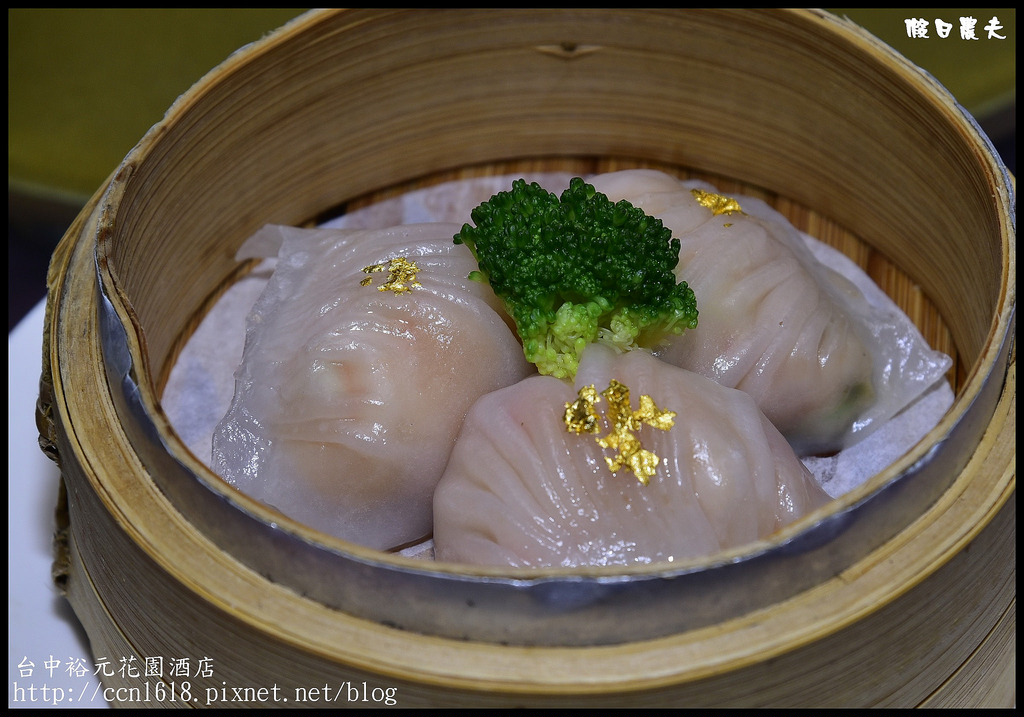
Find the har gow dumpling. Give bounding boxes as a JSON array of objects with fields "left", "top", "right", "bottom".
[
  {"left": 211, "top": 222, "right": 533, "bottom": 550},
  {"left": 588, "top": 169, "right": 951, "bottom": 455},
  {"left": 432, "top": 344, "right": 830, "bottom": 568}
]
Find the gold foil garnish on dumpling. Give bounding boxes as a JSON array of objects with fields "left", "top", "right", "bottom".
[
  {"left": 564, "top": 380, "right": 676, "bottom": 485},
  {"left": 564, "top": 384, "right": 602, "bottom": 434},
  {"left": 691, "top": 188, "right": 744, "bottom": 217},
  {"left": 360, "top": 256, "right": 423, "bottom": 294}
]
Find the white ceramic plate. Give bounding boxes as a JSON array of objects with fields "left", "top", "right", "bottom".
[{"left": 8, "top": 300, "right": 108, "bottom": 709}]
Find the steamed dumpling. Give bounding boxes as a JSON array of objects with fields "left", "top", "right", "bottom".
[
  {"left": 589, "top": 169, "right": 950, "bottom": 455},
  {"left": 433, "top": 344, "right": 829, "bottom": 568},
  {"left": 211, "top": 222, "right": 533, "bottom": 549}
]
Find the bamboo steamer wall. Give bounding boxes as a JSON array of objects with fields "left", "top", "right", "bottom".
[{"left": 38, "top": 9, "right": 1014, "bottom": 707}]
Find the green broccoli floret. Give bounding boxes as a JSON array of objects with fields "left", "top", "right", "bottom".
[{"left": 454, "top": 177, "right": 698, "bottom": 379}]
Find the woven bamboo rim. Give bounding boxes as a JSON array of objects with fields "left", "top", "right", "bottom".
[{"left": 38, "top": 9, "right": 1014, "bottom": 706}]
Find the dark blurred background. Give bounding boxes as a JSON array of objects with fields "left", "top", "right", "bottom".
[{"left": 8, "top": 9, "right": 1015, "bottom": 332}]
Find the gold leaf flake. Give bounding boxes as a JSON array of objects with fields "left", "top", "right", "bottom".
[
  {"left": 361, "top": 257, "right": 423, "bottom": 294},
  {"left": 635, "top": 393, "right": 677, "bottom": 431},
  {"left": 564, "top": 384, "right": 602, "bottom": 434},
  {"left": 563, "top": 379, "right": 676, "bottom": 485},
  {"left": 691, "top": 188, "right": 744, "bottom": 216}
]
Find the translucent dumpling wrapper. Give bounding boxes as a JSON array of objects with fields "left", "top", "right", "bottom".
[
  {"left": 588, "top": 169, "right": 952, "bottom": 455},
  {"left": 433, "top": 344, "right": 831, "bottom": 568},
  {"left": 211, "top": 222, "right": 533, "bottom": 549}
]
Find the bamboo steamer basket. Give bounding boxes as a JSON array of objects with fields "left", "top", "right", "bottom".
[{"left": 37, "top": 9, "right": 1014, "bottom": 708}]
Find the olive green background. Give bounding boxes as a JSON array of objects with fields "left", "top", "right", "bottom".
[
  {"left": 9, "top": 9, "right": 307, "bottom": 202},
  {"left": 7, "top": 9, "right": 1015, "bottom": 328}
]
